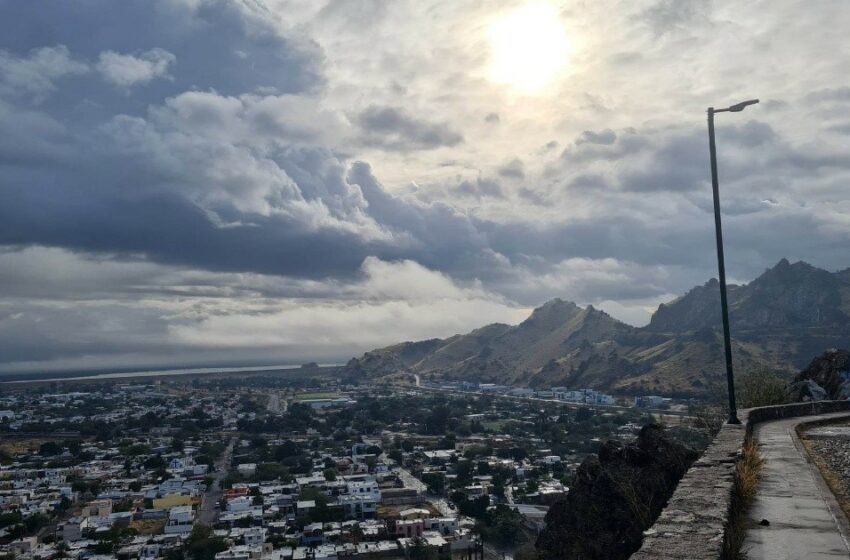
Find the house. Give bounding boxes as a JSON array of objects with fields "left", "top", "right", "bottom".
[
  {"left": 164, "top": 505, "right": 194, "bottom": 534},
  {"left": 227, "top": 496, "right": 253, "bottom": 513},
  {"left": 8, "top": 537, "right": 38, "bottom": 554},
  {"left": 56, "top": 517, "right": 84, "bottom": 542},
  {"left": 425, "top": 517, "right": 459, "bottom": 535},
  {"left": 300, "top": 522, "right": 324, "bottom": 546},
  {"left": 296, "top": 500, "right": 315, "bottom": 516},
  {"left": 237, "top": 464, "right": 257, "bottom": 477},
  {"left": 541, "top": 455, "right": 561, "bottom": 466},
  {"left": 243, "top": 527, "right": 266, "bottom": 547},
  {"left": 82, "top": 499, "right": 113, "bottom": 518},
  {"left": 395, "top": 519, "right": 424, "bottom": 538}
]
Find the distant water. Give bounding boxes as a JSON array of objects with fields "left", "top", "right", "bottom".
[{"left": 1, "top": 363, "right": 340, "bottom": 384}]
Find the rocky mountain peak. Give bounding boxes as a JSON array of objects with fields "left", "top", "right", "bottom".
[{"left": 520, "top": 298, "right": 582, "bottom": 328}]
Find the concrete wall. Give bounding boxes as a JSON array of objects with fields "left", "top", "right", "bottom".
[{"left": 630, "top": 400, "right": 850, "bottom": 560}]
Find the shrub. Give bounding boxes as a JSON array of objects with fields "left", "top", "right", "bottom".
[{"left": 737, "top": 368, "right": 790, "bottom": 409}]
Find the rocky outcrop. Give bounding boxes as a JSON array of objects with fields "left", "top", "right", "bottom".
[
  {"left": 792, "top": 349, "right": 850, "bottom": 401},
  {"left": 535, "top": 424, "right": 698, "bottom": 560},
  {"left": 647, "top": 259, "right": 850, "bottom": 333}
]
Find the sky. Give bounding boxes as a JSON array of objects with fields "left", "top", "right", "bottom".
[{"left": 0, "top": 0, "right": 849, "bottom": 374}]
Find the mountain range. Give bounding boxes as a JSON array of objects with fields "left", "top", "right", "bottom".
[{"left": 343, "top": 259, "right": 850, "bottom": 396}]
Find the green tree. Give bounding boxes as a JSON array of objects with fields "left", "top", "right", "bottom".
[
  {"left": 421, "top": 472, "right": 445, "bottom": 495},
  {"left": 186, "top": 524, "right": 228, "bottom": 560},
  {"left": 737, "top": 368, "right": 791, "bottom": 408}
]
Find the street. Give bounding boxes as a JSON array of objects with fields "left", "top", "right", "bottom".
[
  {"left": 396, "top": 466, "right": 453, "bottom": 516},
  {"left": 267, "top": 392, "right": 286, "bottom": 415},
  {"left": 198, "top": 436, "right": 236, "bottom": 526}
]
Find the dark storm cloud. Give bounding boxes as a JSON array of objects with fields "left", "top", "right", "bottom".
[
  {"left": 455, "top": 177, "right": 505, "bottom": 199},
  {"left": 576, "top": 129, "right": 617, "bottom": 145},
  {"left": 805, "top": 87, "right": 850, "bottom": 103},
  {"left": 356, "top": 105, "right": 463, "bottom": 150},
  {"left": 497, "top": 158, "right": 525, "bottom": 179},
  {"left": 827, "top": 123, "right": 850, "bottom": 135},
  {"left": 0, "top": 0, "right": 323, "bottom": 104},
  {"left": 639, "top": 0, "right": 712, "bottom": 35}
]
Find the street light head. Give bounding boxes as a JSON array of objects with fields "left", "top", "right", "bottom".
[{"left": 727, "top": 99, "right": 759, "bottom": 112}]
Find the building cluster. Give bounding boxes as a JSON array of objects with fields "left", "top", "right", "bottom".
[
  {"left": 427, "top": 381, "right": 618, "bottom": 406},
  {"left": 0, "top": 384, "right": 488, "bottom": 560}
]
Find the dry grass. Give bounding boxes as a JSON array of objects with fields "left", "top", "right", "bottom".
[
  {"left": 722, "top": 437, "right": 764, "bottom": 560},
  {"left": 129, "top": 518, "right": 166, "bottom": 535},
  {"left": 0, "top": 439, "right": 49, "bottom": 457}
]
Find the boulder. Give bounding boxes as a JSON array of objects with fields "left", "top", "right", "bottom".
[
  {"left": 790, "top": 379, "right": 828, "bottom": 402},
  {"left": 793, "top": 349, "right": 850, "bottom": 401},
  {"left": 536, "top": 424, "right": 697, "bottom": 560}
]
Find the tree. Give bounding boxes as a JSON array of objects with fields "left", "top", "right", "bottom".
[
  {"left": 186, "top": 524, "right": 227, "bottom": 560},
  {"left": 323, "top": 468, "right": 337, "bottom": 481},
  {"left": 407, "top": 537, "right": 438, "bottom": 560},
  {"left": 39, "top": 441, "right": 62, "bottom": 456},
  {"left": 421, "top": 472, "right": 445, "bottom": 495},
  {"left": 574, "top": 407, "right": 593, "bottom": 423}
]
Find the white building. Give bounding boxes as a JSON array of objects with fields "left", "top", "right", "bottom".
[
  {"left": 237, "top": 463, "right": 257, "bottom": 477},
  {"left": 164, "top": 505, "right": 194, "bottom": 534}
]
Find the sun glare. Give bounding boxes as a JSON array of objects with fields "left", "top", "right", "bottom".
[{"left": 488, "top": 2, "right": 569, "bottom": 93}]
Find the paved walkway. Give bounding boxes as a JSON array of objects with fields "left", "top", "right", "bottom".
[{"left": 744, "top": 412, "right": 850, "bottom": 559}]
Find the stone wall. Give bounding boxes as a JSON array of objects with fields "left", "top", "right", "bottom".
[{"left": 630, "top": 400, "right": 850, "bottom": 560}]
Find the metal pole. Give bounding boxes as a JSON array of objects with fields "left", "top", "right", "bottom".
[{"left": 707, "top": 108, "right": 740, "bottom": 425}]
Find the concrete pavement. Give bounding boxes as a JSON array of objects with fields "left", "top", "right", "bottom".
[{"left": 744, "top": 412, "right": 850, "bottom": 559}]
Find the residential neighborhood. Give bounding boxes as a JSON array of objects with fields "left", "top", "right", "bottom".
[{"left": 0, "top": 373, "right": 704, "bottom": 560}]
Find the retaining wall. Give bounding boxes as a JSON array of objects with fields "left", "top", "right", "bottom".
[{"left": 630, "top": 400, "right": 850, "bottom": 560}]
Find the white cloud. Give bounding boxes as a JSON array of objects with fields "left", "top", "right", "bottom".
[
  {"left": 170, "top": 257, "right": 525, "bottom": 349},
  {"left": 0, "top": 247, "right": 525, "bottom": 372},
  {"left": 0, "top": 45, "right": 87, "bottom": 100},
  {"left": 97, "top": 48, "right": 175, "bottom": 88}
]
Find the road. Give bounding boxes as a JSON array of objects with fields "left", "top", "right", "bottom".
[
  {"left": 396, "top": 466, "right": 453, "bottom": 516},
  {"left": 199, "top": 436, "right": 236, "bottom": 526},
  {"left": 267, "top": 392, "right": 286, "bottom": 414}
]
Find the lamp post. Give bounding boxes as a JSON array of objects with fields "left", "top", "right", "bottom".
[{"left": 707, "top": 98, "right": 758, "bottom": 425}]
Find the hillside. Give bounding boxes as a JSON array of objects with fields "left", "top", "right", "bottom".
[{"left": 344, "top": 260, "right": 850, "bottom": 396}]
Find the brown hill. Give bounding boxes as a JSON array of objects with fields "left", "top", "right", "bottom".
[{"left": 344, "top": 260, "right": 850, "bottom": 396}]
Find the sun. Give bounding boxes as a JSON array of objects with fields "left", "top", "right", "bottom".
[{"left": 487, "top": 2, "right": 570, "bottom": 93}]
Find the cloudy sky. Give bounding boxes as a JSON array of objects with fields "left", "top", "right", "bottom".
[{"left": 1, "top": 0, "right": 849, "bottom": 374}]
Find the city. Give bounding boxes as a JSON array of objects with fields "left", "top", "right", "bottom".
[{"left": 0, "top": 373, "right": 708, "bottom": 560}]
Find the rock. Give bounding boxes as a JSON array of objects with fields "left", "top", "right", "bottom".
[
  {"left": 535, "top": 424, "right": 698, "bottom": 560},
  {"left": 793, "top": 349, "right": 850, "bottom": 401},
  {"left": 790, "top": 379, "right": 828, "bottom": 402},
  {"left": 759, "top": 519, "right": 770, "bottom": 526}
]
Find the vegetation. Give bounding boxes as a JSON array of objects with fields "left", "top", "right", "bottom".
[
  {"left": 722, "top": 437, "right": 763, "bottom": 559},
  {"left": 736, "top": 368, "right": 791, "bottom": 409}
]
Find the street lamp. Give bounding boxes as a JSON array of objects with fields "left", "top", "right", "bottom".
[{"left": 707, "top": 98, "right": 758, "bottom": 425}]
